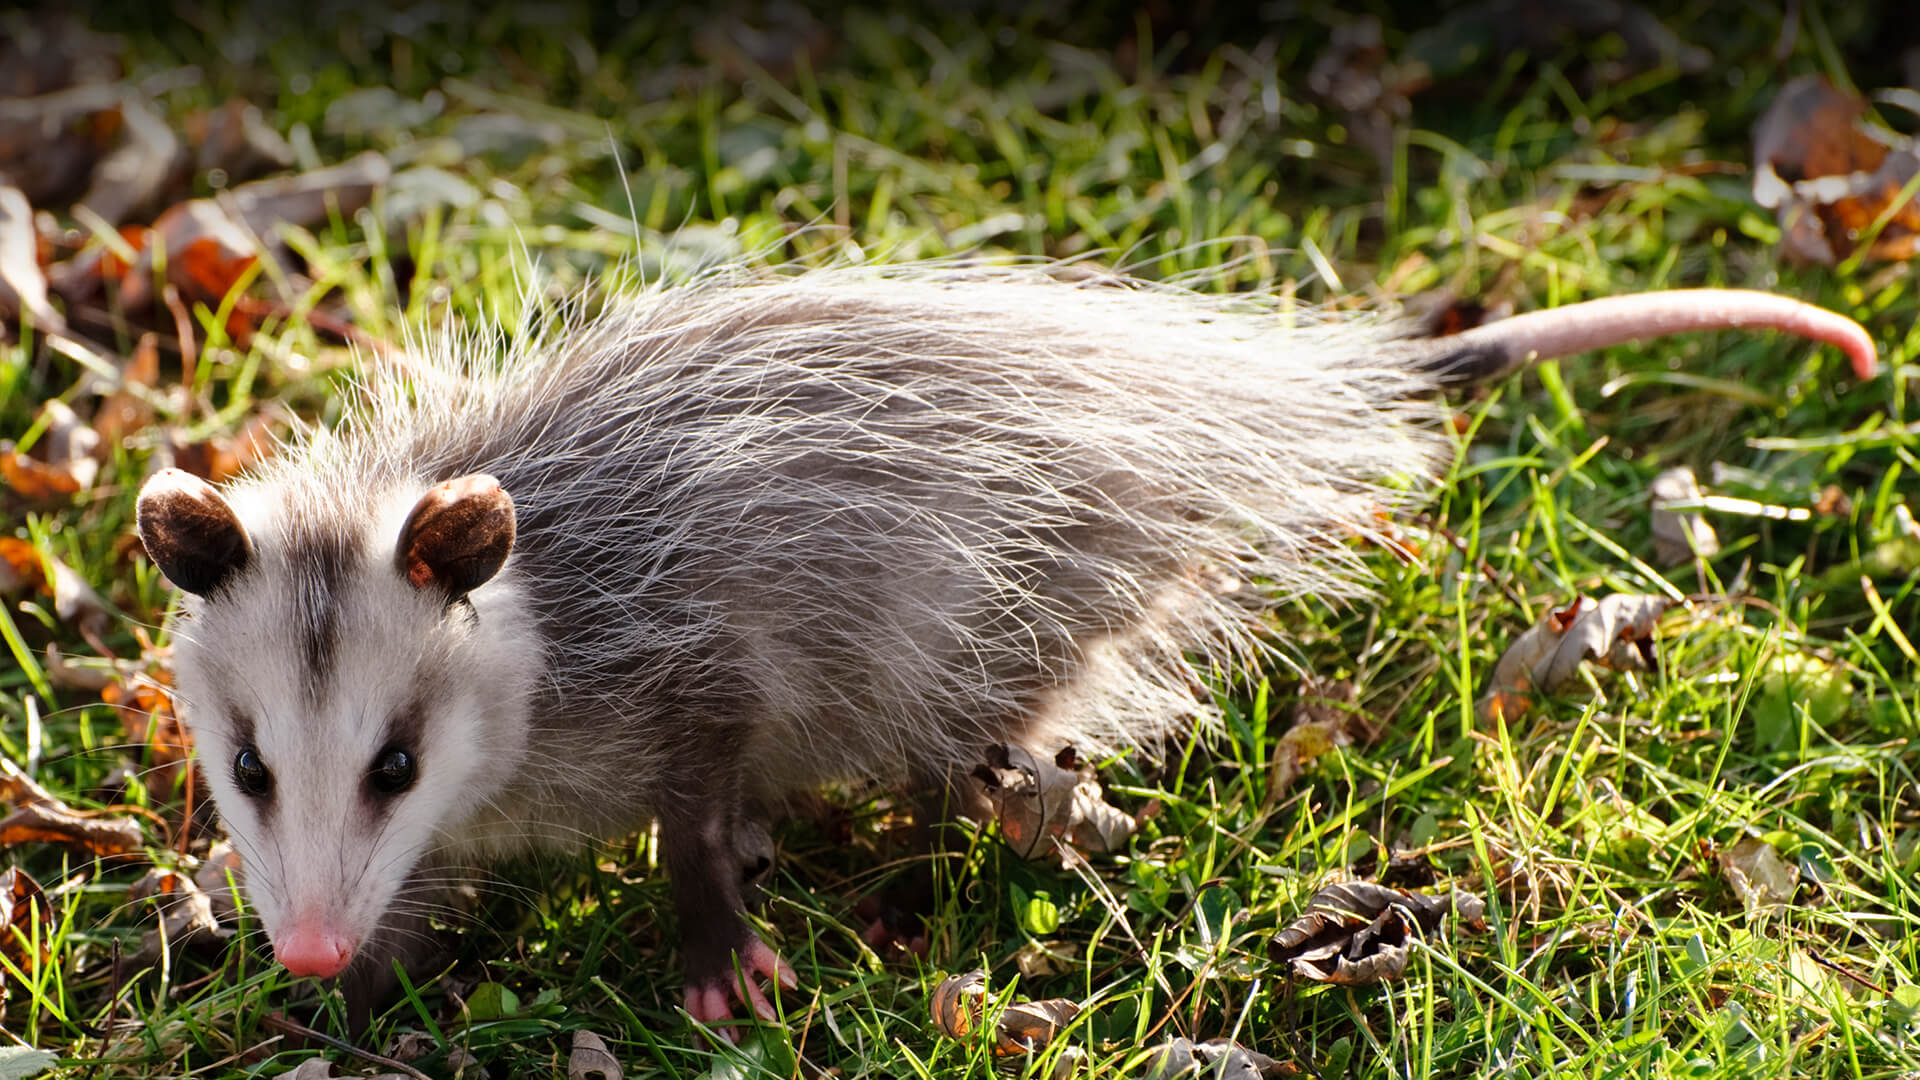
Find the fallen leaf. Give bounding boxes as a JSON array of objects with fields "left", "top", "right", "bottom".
[
  {"left": 568, "top": 1029, "right": 623, "bottom": 1080},
  {"left": 1142, "top": 1037, "right": 1287, "bottom": 1080},
  {"left": 970, "top": 744, "right": 1133, "bottom": 860},
  {"left": 1270, "top": 881, "right": 1486, "bottom": 985},
  {"left": 186, "top": 98, "right": 293, "bottom": 183},
  {"left": 0, "top": 12, "right": 123, "bottom": 98},
  {"left": 223, "top": 149, "right": 391, "bottom": 239},
  {"left": 282, "top": 1059, "right": 412, "bottom": 1080},
  {"left": 0, "top": 82, "right": 125, "bottom": 207},
  {"left": 121, "top": 865, "right": 230, "bottom": 972},
  {"left": 74, "top": 93, "right": 184, "bottom": 226},
  {"left": 1752, "top": 76, "right": 1920, "bottom": 265},
  {"left": 929, "top": 968, "right": 1081, "bottom": 1056},
  {"left": 1266, "top": 679, "right": 1361, "bottom": 801},
  {"left": 43, "top": 643, "right": 115, "bottom": 691},
  {"left": 0, "top": 1046, "right": 58, "bottom": 1080},
  {"left": 0, "top": 754, "right": 144, "bottom": 857},
  {"left": 0, "top": 866, "right": 53, "bottom": 986},
  {"left": 1013, "top": 940, "right": 1078, "bottom": 979},
  {"left": 89, "top": 332, "right": 161, "bottom": 451},
  {"left": 1717, "top": 836, "right": 1797, "bottom": 918},
  {"left": 193, "top": 840, "right": 242, "bottom": 925},
  {"left": 1478, "top": 594, "right": 1672, "bottom": 721},
  {"left": 1650, "top": 466, "right": 1721, "bottom": 565},
  {"left": 0, "top": 537, "right": 39, "bottom": 592},
  {"left": 117, "top": 198, "right": 257, "bottom": 312},
  {"left": 100, "top": 672, "right": 193, "bottom": 805},
  {"left": 0, "top": 184, "right": 61, "bottom": 331}
]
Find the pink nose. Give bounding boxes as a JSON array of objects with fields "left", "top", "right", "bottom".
[{"left": 273, "top": 922, "right": 357, "bottom": 978}]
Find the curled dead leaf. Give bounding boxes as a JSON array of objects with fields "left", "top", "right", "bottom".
[
  {"left": 0, "top": 184, "right": 61, "bottom": 331},
  {"left": 102, "top": 672, "right": 193, "bottom": 804},
  {"left": 74, "top": 92, "right": 184, "bottom": 226},
  {"left": 1270, "top": 881, "right": 1485, "bottom": 986},
  {"left": 1649, "top": 466, "right": 1720, "bottom": 566},
  {"left": 1478, "top": 594, "right": 1672, "bottom": 722},
  {"left": 1717, "top": 836, "right": 1797, "bottom": 918},
  {"left": 1266, "top": 679, "right": 1363, "bottom": 803},
  {"left": 0, "top": 754, "right": 144, "bottom": 857},
  {"left": 121, "top": 865, "right": 230, "bottom": 974},
  {"left": 568, "top": 1028, "right": 623, "bottom": 1080},
  {"left": 0, "top": 866, "right": 53, "bottom": 987},
  {"left": 1753, "top": 76, "right": 1920, "bottom": 265},
  {"left": 970, "top": 744, "right": 1133, "bottom": 861},
  {"left": 1142, "top": 1036, "right": 1286, "bottom": 1080},
  {"left": 929, "top": 969, "right": 1081, "bottom": 1055}
]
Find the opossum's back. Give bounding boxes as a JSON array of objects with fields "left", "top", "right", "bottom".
[{"left": 373, "top": 271, "right": 1442, "bottom": 780}]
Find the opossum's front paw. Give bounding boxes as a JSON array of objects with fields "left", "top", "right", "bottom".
[{"left": 683, "top": 935, "right": 798, "bottom": 1041}]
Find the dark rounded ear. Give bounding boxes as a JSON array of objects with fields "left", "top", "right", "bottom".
[
  {"left": 136, "top": 469, "right": 253, "bottom": 596},
  {"left": 395, "top": 474, "right": 515, "bottom": 602}
]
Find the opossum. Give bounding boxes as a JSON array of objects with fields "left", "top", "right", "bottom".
[{"left": 132, "top": 262, "right": 1875, "bottom": 1032}]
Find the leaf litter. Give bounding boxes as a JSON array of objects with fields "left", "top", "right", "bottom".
[
  {"left": 1270, "top": 880, "right": 1487, "bottom": 985},
  {"left": 1478, "top": 594, "right": 1672, "bottom": 721}
]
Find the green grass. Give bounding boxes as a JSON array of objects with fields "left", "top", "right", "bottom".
[{"left": 3, "top": 4, "right": 1919, "bottom": 1077}]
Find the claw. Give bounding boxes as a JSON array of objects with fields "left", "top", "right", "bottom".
[{"left": 683, "top": 935, "right": 797, "bottom": 1042}]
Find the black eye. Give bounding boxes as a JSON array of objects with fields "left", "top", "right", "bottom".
[
  {"left": 232, "top": 746, "right": 273, "bottom": 798},
  {"left": 368, "top": 746, "right": 417, "bottom": 796}
]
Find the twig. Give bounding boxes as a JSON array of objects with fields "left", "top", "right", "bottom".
[{"left": 258, "top": 1013, "right": 434, "bottom": 1080}]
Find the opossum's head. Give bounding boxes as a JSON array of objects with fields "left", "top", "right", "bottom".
[{"left": 135, "top": 469, "right": 540, "bottom": 979}]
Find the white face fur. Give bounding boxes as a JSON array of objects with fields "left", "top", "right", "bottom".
[{"left": 158, "top": 477, "right": 542, "bottom": 972}]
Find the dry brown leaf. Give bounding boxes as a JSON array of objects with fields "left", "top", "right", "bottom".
[
  {"left": 74, "top": 92, "right": 184, "bottom": 226},
  {"left": 116, "top": 199, "right": 256, "bottom": 311},
  {"left": 90, "top": 332, "right": 160, "bottom": 451},
  {"left": 162, "top": 407, "right": 284, "bottom": 485},
  {"left": 282, "top": 1059, "right": 412, "bottom": 1080},
  {"left": 1266, "top": 679, "right": 1363, "bottom": 801},
  {"left": 102, "top": 673, "right": 193, "bottom": 804},
  {"left": 568, "top": 1029, "right": 623, "bottom": 1080},
  {"left": 1478, "top": 594, "right": 1671, "bottom": 722},
  {"left": 0, "top": 83, "right": 125, "bottom": 206},
  {"left": 383, "top": 1031, "right": 483, "bottom": 1078},
  {"left": 0, "top": 184, "right": 61, "bottom": 331},
  {"left": 1013, "top": 939, "right": 1078, "bottom": 979},
  {"left": 970, "top": 744, "right": 1133, "bottom": 860},
  {"left": 0, "top": 536, "right": 40, "bottom": 592},
  {"left": 928, "top": 969, "right": 1079, "bottom": 1055},
  {"left": 1650, "top": 466, "right": 1720, "bottom": 566},
  {"left": 1142, "top": 1036, "right": 1288, "bottom": 1080},
  {"left": 186, "top": 98, "right": 293, "bottom": 182},
  {"left": 225, "top": 149, "right": 391, "bottom": 238},
  {"left": 1753, "top": 76, "right": 1920, "bottom": 265},
  {"left": 0, "top": 755, "right": 143, "bottom": 857},
  {"left": 193, "top": 840, "right": 242, "bottom": 925},
  {"left": 1270, "top": 881, "right": 1486, "bottom": 986},
  {"left": 0, "top": 866, "right": 53, "bottom": 986},
  {"left": 0, "top": 13, "right": 123, "bottom": 98},
  {"left": 122, "top": 865, "right": 230, "bottom": 971},
  {"left": 1717, "top": 836, "right": 1797, "bottom": 918},
  {"left": 1, "top": 400, "right": 100, "bottom": 498}
]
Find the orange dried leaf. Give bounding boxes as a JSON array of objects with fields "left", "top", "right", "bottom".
[
  {"left": 0, "top": 866, "right": 53, "bottom": 984},
  {"left": 1, "top": 446, "right": 83, "bottom": 498},
  {"left": 927, "top": 969, "right": 1080, "bottom": 1056},
  {"left": 1753, "top": 76, "right": 1920, "bottom": 265},
  {"left": 1, "top": 755, "right": 144, "bottom": 858}
]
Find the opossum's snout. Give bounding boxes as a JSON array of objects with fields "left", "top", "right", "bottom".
[{"left": 274, "top": 921, "right": 357, "bottom": 978}]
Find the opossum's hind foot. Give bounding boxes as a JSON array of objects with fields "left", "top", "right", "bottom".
[{"left": 683, "top": 936, "right": 798, "bottom": 1041}]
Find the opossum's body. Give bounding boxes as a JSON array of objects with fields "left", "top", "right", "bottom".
[{"left": 134, "top": 263, "right": 1875, "bottom": 1031}]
